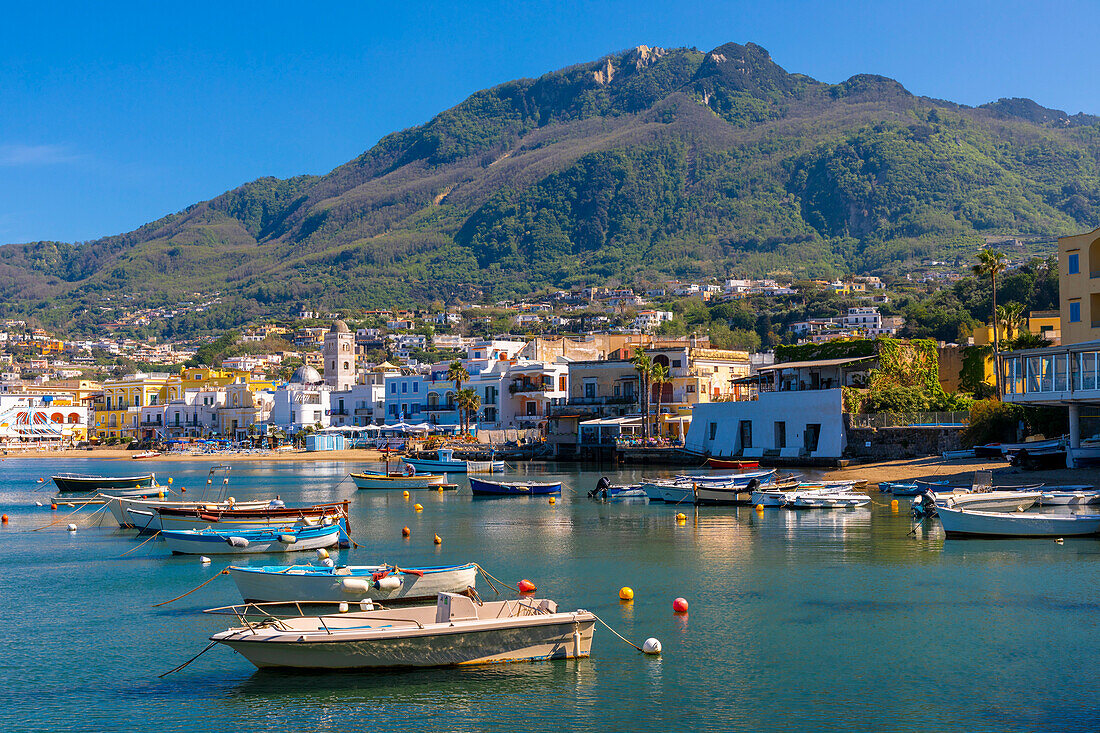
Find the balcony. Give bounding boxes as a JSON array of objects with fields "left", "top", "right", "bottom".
[
  {"left": 566, "top": 396, "right": 637, "bottom": 406},
  {"left": 509, "top": 381, "right": 552, "bottom": 394}
]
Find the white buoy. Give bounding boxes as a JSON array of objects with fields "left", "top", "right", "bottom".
[
  {"left": 35, "top": 501, "right": 42, "bottom": 506},
  {"left": 316, "top": 548, "right": 330, "bottom": 560},
  {"left": 66, "top": 523, "right": 77, "bottom": 532},
  {"left": 200, "top": 556, "right": 212, "bottom": 564},
  {"left": 321, "top": 557, "right": 335, "bottom": 568},
  {"left": 642, "top": 638, "right": 662, "bottom": 655},
  {"left": 338, "top": 602, "right": 349, "bottom": 613},
  {"left": 359, "top": 599, "right": 375, "bottom": 611}
]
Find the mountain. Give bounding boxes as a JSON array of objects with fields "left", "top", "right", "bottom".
[{"left": 3, "top": 42, "right": 1099, "bottom": 335}]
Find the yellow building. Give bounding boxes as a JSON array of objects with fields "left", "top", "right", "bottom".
[
  {"left": 1059, "top": 226, "right": 1100, "bottom": 345},
  {"left": 95, "top": 372, "right": 173, "bottom": 440},
  {"left": 1028, "top": 310, "right": 1060, "bottom": 344}
]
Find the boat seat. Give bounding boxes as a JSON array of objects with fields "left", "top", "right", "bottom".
[{"left": 435, "top": 592, "right": 479, "bottom": 623}]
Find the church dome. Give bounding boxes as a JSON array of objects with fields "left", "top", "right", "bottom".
[
  {"left": 331, "top": 319, "right": 350, "bottom": 333},
  {"left": 290, "top": 365, "right": 322, "bottom": 384}
]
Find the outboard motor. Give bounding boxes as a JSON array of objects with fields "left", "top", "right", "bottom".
[
  {"left": 912, "top": 491, "right": 938, "bottom": 518},
  {"left": 589, "top": 476, "right": 612, "bottom": 498},
  {"left": 746, "top": 478, "right": 760, "bottom": 493}
]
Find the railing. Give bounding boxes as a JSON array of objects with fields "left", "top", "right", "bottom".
[
  {"left": 565, "top": 396, "right": 637, "bottom": 406},
  {"left": 509, "top": 383, "right": 551, "bottom": 393},
  {"left": 847, "top": 411, "right": 970, "bottom": 429}
]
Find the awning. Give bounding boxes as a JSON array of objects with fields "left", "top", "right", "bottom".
[{"left": 756, "top": 356, "right": 875, "bottom": 372}]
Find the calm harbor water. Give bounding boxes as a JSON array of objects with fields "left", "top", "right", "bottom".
[{"left": 1, "top": 457, "right": 1098, "bottom": 732}]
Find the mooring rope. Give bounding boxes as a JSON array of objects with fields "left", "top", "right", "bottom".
[
  {"left": 30, "top": 500, "right": 108, "bottom": 532},
  {"left": 472, "top": 563, "right": 520, "bottom": 594},
  {"left": 119, "top": 530, "right": 161, "bottom": 557},
  {"left": 589, "top": 611, "right": 644, "bottom": 653},
  {"left": 158, "top": 640, "right": 218, "bottom": 678},
  {"left": 153, "top": 569, "right": 229, "bottom": 607}
]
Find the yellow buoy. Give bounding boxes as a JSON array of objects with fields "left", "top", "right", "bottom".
[
  {"left": 167, "top": 477, "right": 173, "bottom": 484},
  {"left": 890, "top": 499, "right": 899, "bottom": 513},
  {"left": 414, "top": 503, "right": 423, "bottom": 512},
  {"left": 433, "top": 534, "right": 442, "bottom": 545},
  {"left": 402, "top": 491, "right": 410, "bottom": 500},
  {"left": 619, "top": 587, "right": 634, "bottom": 601},
  {"left": 437, "top": 485, "right": 444, "bottom": 492},
  {"left": 549, "top": 497, "right": 556, "bottom": 505},
  {"left": 755, "top": 504, "right": 764, "bottom": 512},
  {"left": 675, "top": 512, "right": 686, "bottom": 521}
]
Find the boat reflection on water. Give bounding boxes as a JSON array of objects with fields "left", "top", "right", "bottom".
[{"left": 749, "top": 504, "right": 873, "bottom": 546}]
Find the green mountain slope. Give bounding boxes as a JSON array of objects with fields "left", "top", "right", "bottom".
[{"left": 3, "top": 42, "right": 1099, "bottom": 334}]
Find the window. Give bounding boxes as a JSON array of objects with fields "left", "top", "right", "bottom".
[
  {"left": 343, "top": 361, "right": 349, "bottom": 370},
  {"left": 584, "top": 382, "right": 597, "bottom": 399},
  {"left": 775, "top": 421, "right": 786, "bottom": 449},
  {"left": 709, "top": 422, "right": 717, "bottom": 440},
  {"left": 1069, "top": 253, "right": 1080, "bottom": 274},
  {"left": 390, "top": 383, "right": 397, "bottom": 394},
  {"left": 401, "top": 382, "right": 407, "bottom": 393},
  {"left": 412, "top": 382, "right": 418, "bottom": 393},
  {"left": 672, "top": 360, "right": 682, "bottom": 368},
  {"left": 1070, "top": 301, "right": 1081, "bottom": 323}
]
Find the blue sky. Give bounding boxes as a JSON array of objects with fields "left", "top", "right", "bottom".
[{"left": 1, "top": 0, "right": 1097, "bottom": 245}]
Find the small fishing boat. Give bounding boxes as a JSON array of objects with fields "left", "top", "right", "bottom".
[
  {"left": 694, "top": 475, "right": 800, "bottom": 505},
  {"left": 642, "top": 481, "right": 696, "bottom": 504},
  {"left": 228, "top": 562, "right": 480, "bottom": 603},
  {"left": 469, "top": 477, "right": 562, "bottom": 496},
  {"left": 131, "top": 451, "right": 161, "bottom": 460},
  {"left": 152, "top": 500, "right": 351, "bottom": 533},
  {"left": 51, "top": 472, "right": 157, "bottom": 493},
  {"left": 162, "top": 523, "right": 341, "bottom": 555},
  {"left": 937, "top": 506, "right": 1100, "bottom": 538},
  {"left": 941, "top": 448, "right": 976, "bottom": 460},
  {"left": 674, "top": 469, "right": 777, "bottom": 484},
  {"left": 350, "top": 471, "right": 448, "bottom": 490},
  {"left": 936, "top": 491, "right": 1041, "bottom": 513},
  {"left": 108, "top": 496, "right": 273, "bottom": 530},
  {"left": 705, "top": 457, "right": 761, "bottom": 469},
  {"left": 588, "top": 477, "right": 647, "bottom": 500},
  {"left": 1037, "top": 486, "right": 1100, "bottom": 506},
  {"left": 207, "top": 592, "right": 596, "bottom": 670},
  {"left": 403, "top": 449, "right": 505, "bottom": 474},
  {"left": 785, "top": 490, "right": 870, "bottom": 509}
]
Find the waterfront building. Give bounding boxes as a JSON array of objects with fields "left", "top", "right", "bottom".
[
  {"left": 0, "top": 394, "right": 90, "bottom": 445},
  {"left": 323, "top": 320, "right": 356, "bottom": 390},
  {"left": 95, "top": 372, "right": 173, "bottom": 441},
  {"left": 269, "top": 366, "right": 332, "bottom": 434}
]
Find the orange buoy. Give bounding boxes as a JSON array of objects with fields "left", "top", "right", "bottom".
[
  {"left": 619, "top": 586, "right": 634, "bottom": 601},
  {"left": 1, "top": 514, "right": 8, "bottom": 524},
  {"left": 754, "top": 504, "right": 764, "bottom": 512},
  {"left": 673, "top": 597, "right": 689, "bottom": 613},
  {"left": 433, "top": 534, "right": 442, "bottom": 545},
  {"left": 51, "top": 504, "right": 58, "bottom": 511},
  {"left": 414, "top": 503, "right": 423, "bottom": 512},
  {"left": 167, "top": 477, "right": 173, "bottom": 484},
  {"left": 180, "top": 487, "right": 186, "bottom": 492},
  {"left": 37, "top": 478, "right": 44, "bottom": 483},
  {"left": 401, "top": 526, "right": 410, "bottom": 538},
  {"left": 518, "top": 579, "right": 536, "bottom": 593}
]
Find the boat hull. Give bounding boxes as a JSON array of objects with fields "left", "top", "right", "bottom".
[
  {"left": 229, "top": 563, "right": 479, "bottom": 603},
  {"left": 936, "top": 491, "right": 1041, "bottom": 512},
  {"left": 641, "top": 483, "right": 694, "bottom": 503},
  {"left": 468, "top": 477, "right": 561, "bottom": 496},
  {"left": 705, "top": 458, "right": 760, "bottom": 469},
  {"left": 162, "top": 525, "right": 340, "bottom": 555},
  {"left": 52, "top": 473, "right": 156, "bottom": 493},
  {"left": 213, "top": 615, "right": 595, "bottom": 670},
  {"left": 108, "top": 497, "right": 272, "bottom": 530},
  {"left": 938, "top": 507, "right": 1100, "bottom": 537},
  {"left": 351, "top": 472, "right": 447, "bottom": 490}
]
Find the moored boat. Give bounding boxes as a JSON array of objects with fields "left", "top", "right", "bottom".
[
  {"left": 469, "top": 477, "right": 561, "bottom": 496},
  {"left": 1037, "top": 486, "right": 1100, "bottom": 506},
  {"left": 403, "top": 449, "right": 505, "bottom": 474},
  {"left": 161, "top": 523, "right": 341, "bottom": 555},
  {"left": 107, "top": 495, "right": 273, "bottom": 530},
  {"left": 207, "top": 593, "right": 596, "bottom": 670},
  {"left": 937, "top": 506, "right": 1100, "bottom": 537},
  {"left": 350, "top": 471, "right": 448, "bottom": 490},
  {"left": 705, "top": 457, "right": 761, "bottom": 469},
  {"left": 153, "top": 500, "right": 351, "bottom": 533},
  {"left": 786, "top": 491, "right": 870, "bottom": 509},
  {"left": 51, "top": 472, "right": 157, "bottom": 493},
  {"left": 936, "top": 490, "right": 1041, "bottom": 513},
  {"left": 131, "top": 451, "right": 161, "bottom": 459},
  {"left": 229, "top": 562, "right": 479, "bottom": 603},
  {"left": 588, "top": 477, "right": 647, "bottom": 500}
]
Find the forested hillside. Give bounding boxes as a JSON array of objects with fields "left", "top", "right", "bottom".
[{"left": 2, "top": 41, "right": 1098, "bottom": 335}]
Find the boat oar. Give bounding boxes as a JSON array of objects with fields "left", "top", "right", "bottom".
[
  {"left": 152, "top": 569, "right": 229, "bottom": 607},
  {"left": 158, "top": 640, "right": 218, "bottom": 678}
]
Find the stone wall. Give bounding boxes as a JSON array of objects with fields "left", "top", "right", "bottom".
[{"left": 845, "top": 423, "right": 964, "bottom": 460}]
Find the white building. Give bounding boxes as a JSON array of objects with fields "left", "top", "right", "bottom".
[
  {"left": 633, "top": 310, "right": 673, "bottom": 332},
  {"left": 323, "top": 320, "right": 355, "bottom": 391}
]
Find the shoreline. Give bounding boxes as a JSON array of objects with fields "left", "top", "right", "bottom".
[{"left": 0, "top": 448, "right": 392, "bottom": 463}]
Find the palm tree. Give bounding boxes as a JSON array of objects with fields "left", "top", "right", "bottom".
[
  {"left": 630, "top": 350, "right": 653, "bottom": 439},
  {"left": 651, "top": 362, "right": 670, "bottom": 441},
  {"left": 456, "top": 388, "right": 481, "bottom": 436},
  {"left": 973, "top": 248, "right": 1008, "bottom": 396},
  {"left": 996, "top": 302, "right": 1027, "bottom": 347},
  {"left": 446, "top": 359, "right": 469, "bottom": 427}
]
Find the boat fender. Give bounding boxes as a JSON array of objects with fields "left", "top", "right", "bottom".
[
  {"left": 342, "top": 578, "right": 371, "bottom": 592},
  {"left": 316, "top": 548, "right": 329, "bottom": 560},
  {"left": 322, "top": 516, "right": 333, "bottom": 526},
  {"left": 572, "top": 630, "right": 582, "bottom": 654},
  {"left": 375, "top": 574, "right": 402, "bottom": 590},
  {"left": 199, "top": 513, "right": 220, "bottom": 523},
  {"left": 321, "top": 557, "right": 335, "bottom": 568},
  {"left": 278, "top": 534, "right": 297, "bottom": 545},
  {"left": 226, "top": 536, "right": 250, "bottom": 548},
  {"left": 359, "top": 599, "right": 375, "bottom": 611},
  {"left": 268, "top": 499, "right": 285, "bottom": 508}
]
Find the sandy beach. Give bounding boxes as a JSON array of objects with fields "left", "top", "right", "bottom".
[{"left": 0, "top": 448, "right": 391, "bottom": 463}]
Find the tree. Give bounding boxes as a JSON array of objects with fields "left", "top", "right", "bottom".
[
  {"left": 631, "top": 349, "right": 654, "bottom": 439},
  {"left": 996, "top": 301, "right": 1026, "bottom": 343},
  {"left": 456, "top": 388, "right": 481, "bottom": 436},
  {"left": 972, "top": 249, "right": 1008, "bottom": 396},
  {"left": 651, "top": 362, "right": 670, "bottom": 440},
  {"left": 446, "top": 359, "right": 470, "bottom": 428}
]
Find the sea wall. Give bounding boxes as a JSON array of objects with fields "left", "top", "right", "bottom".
[{"left": 844, "top": 423, "right": 964, "bottom": 460}]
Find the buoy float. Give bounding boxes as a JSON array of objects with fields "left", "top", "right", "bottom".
[
  {"left": 1056, "top": 537, "right": 1064, "bottom": 544},
  {"left": 518, "top": 579, "right": 536, "bottom": 593},
  {"left": 890, "top": 499, "right": 899, "bottom": 513},
  {"left": 437, "top": 485, "right": 444, "bottom": 492},
  {"left": 675, "top": 512, "right": 686, "bottom": 521},
  {"left": 414, "top": 503, "right": 423, "bottom": 512},
  {"left": 642, "top": 638, "right": 662, "bottom": 655},
  {"left": 619, "top": 586, "right": 634, "bottom": 601},
  {"left": 359, "top": 599, "right": 375, "bottom": 611},
  {"left": 433, "top": 534, "right": 442, "bottom": 545},
  {"left": 673, "top": 597, "right": 689, "bottom": 613},
  {"left": 67, "top": 523, "right": 77, "bottom": 532},
  {"left": 37, "top": 478, "right": 43, "bottom": 483},
  {"left": 35, "top": 501, "right": 42, "bottom": 506},
  {"left": 338, "top": 602, "right": 349, "bottom": 613},
  {"left": 316, "top": 548, "right": 330, "bottom": 560},
  {"left": 158, "top": 491, "right": 165, "bottom": 499},
  {"left": 754, "top": 504, "right": 764, "bottom": 512},
  {"left": 1, "top": 514, "right": 8, "bottom": 524},
  {"left": 401, "top": 525, "right": 411, "bottom": 538},
  {"left": 200, "top": 556, "right": 211, "bottom": 564},
  {"left": 549, "top": 497, "right": 556, "bottom": 505},
  {"left": 50, "top": 504, "right": 58, "bottom": 511},
  {"left": 167, "top": 477, "right": 173, "bottom": 484},
  {"left": 180, "top": 487, "right": 186, "bottom": 493}
]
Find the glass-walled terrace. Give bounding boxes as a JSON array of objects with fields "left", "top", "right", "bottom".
[{"left": 1002, "top": 346, "right": 1100, "bottom": 398}]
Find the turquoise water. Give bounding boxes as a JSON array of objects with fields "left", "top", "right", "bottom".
[{"left": 1, "top": 457, "right": 1098, "bottom": 732}]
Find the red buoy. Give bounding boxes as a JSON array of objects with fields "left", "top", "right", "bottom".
[
  {"left": 51, "top": 504, "right": 58, "bottom": 511},
  {"left": 673, "top": 597, "right": 689, "bottom": 613},
  {"left": 518, "top": 579, "right": 536, "bottom": 593},
  {"left": 1, "top": 514, "right": 8, "bottom": 524},
  {"left": 401, "top": 526, "right": 410, "bottom": 537}
]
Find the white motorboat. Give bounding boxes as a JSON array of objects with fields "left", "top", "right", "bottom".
[
  {"left": 1038, "top": 487, "right": 1100, "bottom": 506},
  {"left": 207, "top": 592, "right": 596, "bottom": 670},
  {"left": 403, "top": 449, "right": 504, "bottom": 474},
  {"left": 161, "top": 523, "right": 341, "bottom": 555},
  {"left": 936, "top": 490, "right": 1042, "bottom": 513},
  {"left": 107, "top": 496, "right": 273, "bottom": 530},
  {"left": 786, "top": 491, "right": 870, "bottom": 509},
  {"left": 937, "top": 506, "right": 1100, "bottom": 537},
  {"left": 229, "top": 562, "right": 479, "bottom": 603},
  {"left": 749, "top": 483, "right": 855, "bottom": 508},
  {"left": 641, "top": 481, "right": 697, "bottom": 504}
]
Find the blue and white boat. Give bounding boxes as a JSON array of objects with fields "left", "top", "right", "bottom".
[
  {"left": 469, "top": 477, "right": 562, "bottom": 496},
  {"left": 228, "top": 562, "right": 480, "bottom": 603},
  {"left": 589, "top": 478, "right": 647, "bottom": 500},
  {"left": 161, "top": 523, "right": 341, "bottom": 555},
  {"left": 403, "top": 449, "right": 505, "bottom": 474}
]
